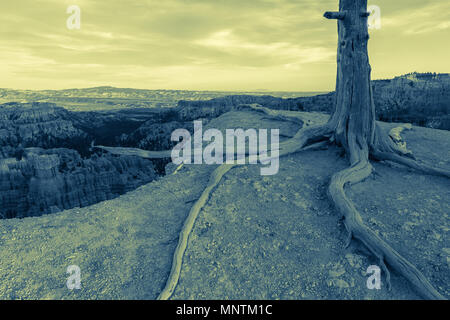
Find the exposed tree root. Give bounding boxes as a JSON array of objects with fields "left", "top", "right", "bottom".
[
  {"left": 94, "top": 145, "right": 171, "bottom": 159},
  {"left": 328, "top": 155, "right": 446, "bottom": 300},
  {"left": 388, "top": 123, "right": 413, "bottom": 155},
  {"left": 158, "top": 121, "right": 332, "bottom": 300},
  {"left": 325, "top": 115, "right": 448, "bottom": 299},
  {"left": 372, "top": 123, "right": 416, "bottom": 159},
  {"left": 158, "top": 163, "right": 236, "bottom": 300},
  {"left": 158, "top": 121, "right": 447, "bottom": 299},
  {"left": 97, "top": 110, "right": 448, "bottom": 300},
  {"left": 238, "top": 103, "right": 329, "bottom": 127},
  {"left": 371, "top": 150, "right": 450, "bottom": 179},
  {"left": 82, "top": 0, "right": 447, "bottom": 299}
]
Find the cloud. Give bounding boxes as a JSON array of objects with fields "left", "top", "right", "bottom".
[
  {"left": 195, "top": 29, "right": 334, "bottom": 67},
  {"left": 382, "top": 2, "right": 450, "bottom": 35},
  {"left": 0, "top": 0, "right": 448, "bottom": 91}
]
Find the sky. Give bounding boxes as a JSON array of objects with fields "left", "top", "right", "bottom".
[{"left": 0, "top": 0, "right": 449, "bottom": 91}]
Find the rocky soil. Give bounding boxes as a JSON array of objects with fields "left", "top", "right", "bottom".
[{"left": 0, "top": 109, "right": 447, "bottom": 299}]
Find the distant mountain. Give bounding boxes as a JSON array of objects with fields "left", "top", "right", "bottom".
[
  {"left": 0, "top": 72, "right": 448, "bottom": 129},
  {"left": 0, "top": 87, "right": 321, "bottom": 111}
]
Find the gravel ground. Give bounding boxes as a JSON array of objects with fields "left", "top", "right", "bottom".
[{"left": 0, "top": 110, "right": 448, "bottom": 299}]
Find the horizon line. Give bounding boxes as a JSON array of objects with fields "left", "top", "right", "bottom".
[{"left": 1, "top": 72, "right": 448, "bottom": 93}]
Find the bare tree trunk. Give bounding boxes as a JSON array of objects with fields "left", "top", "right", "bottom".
[
  {"left": 325, "top": 0, "right": 445, "bottom": 300},
  {"left": 325, "top": 0, "right": 375, "bottom": 164},
  {"left": 99, "top": 0, "right": 448, "bottom": 300}
]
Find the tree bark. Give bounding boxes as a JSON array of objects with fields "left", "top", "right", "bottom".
[
  {"left": 325, "top": 0, "right": 375, "bottom": 164},
  {"left": 325, "top": 0, "right": 446, "bottom": 299},
  {"left": 98, "top": 0, "right": 448, "bottom": 300}
]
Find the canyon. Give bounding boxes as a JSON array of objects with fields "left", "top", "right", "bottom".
[
  {"left": 0, "top": 73, "right": 448, "bottom": 219},
  {"left": 0, "top": 103, "right": 158, "bottom": 218},
  {"left": 0, "top": 101, "right": 239, "bottom": 218}
]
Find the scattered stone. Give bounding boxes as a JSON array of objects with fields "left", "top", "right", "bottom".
[
  {"left": 345, "top": 253, "right": 363, "bottom": 269},
  {"left": 328, "top": 263, "right": 346, "bottom": 278},
  {"left": 330, "top": 279, "right": 350, "bottom": 289}
]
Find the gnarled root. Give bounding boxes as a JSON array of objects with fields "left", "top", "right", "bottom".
[
  {"left": 94, "top": 145, "right": 172, "bottom": 159},
  {"left": 279, "top": 124, "right": 333, "bottom": 156},
  {"left": 158, "top": 164, "right": 236, "bottom": 300},
  {"left": 95, "top": 109, "right": 447, "bottom": 300},
  {"left": 370, "top": 122, "right": 449, "bottom": 178},
  {"left": 237, "top": 103, "right": 329, "bottom": 127},
  {"left": 371, "top": 150, "right": 450, "bottom": 179},
  {"left": 158, "top": 124, "right": 332, "bottom": 300},
  {"left": 328, "top": 156, "right": 446, "bottom": 300},
  {"left": 372, "top": 123, "right": 415, "bottom": 159}
]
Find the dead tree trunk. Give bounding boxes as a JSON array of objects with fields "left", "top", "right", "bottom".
[
  {"left": 325, "top": 0, "right": 375, "bottom": 163},
  {"left": 324, "top": 0, "right": 445, "bottom": 300},
  {"left": 97, "top": 0, "right": 449, "bottom": 300}
]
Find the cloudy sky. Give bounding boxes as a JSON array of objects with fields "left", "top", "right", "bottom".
[{"left": 1, "top": 0, "right": 449, "bottom": 91}]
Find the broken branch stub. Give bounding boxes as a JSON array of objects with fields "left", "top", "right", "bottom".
[{"left": 324, "top": 11, "right": 346, "bottom": 20}]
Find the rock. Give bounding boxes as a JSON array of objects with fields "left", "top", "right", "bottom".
[
  {"left": 329, "top": 279, "right": 350, "bottom": 289},
  {"left": 0, "top": 103, "right": 179, "bottom": 219},
  {"left": 0, "top": 102, "right": 89, "bottom": 158},
  {"left": 328, "top": 263, "right": 346, "bottom": 278},
  {"left": 345, "top": 253, "right": 363, "bottom": 269},
  {"left": 0, "top": 148, "right": 157, "bottom": 218}
]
